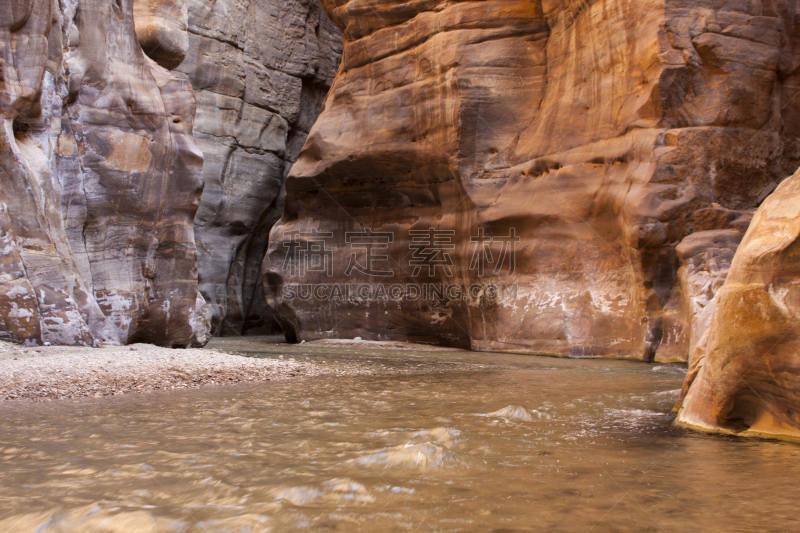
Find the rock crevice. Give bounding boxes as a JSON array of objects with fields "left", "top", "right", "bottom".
[{"left": 179, "top": 0, "right": 342, "bottom": 337}]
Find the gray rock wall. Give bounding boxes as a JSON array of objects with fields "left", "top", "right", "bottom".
[{"left": 178, "top": 0, "right": 342, "bottom": 336}]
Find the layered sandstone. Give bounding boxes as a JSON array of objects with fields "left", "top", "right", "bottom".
[
  {"left": 179, "top": 0, "right": 341, "bottom": 336},
  {"left": 264, "top": 0, "right": 800, "bottom": 357},
  {"left": 677, "top": 167, "right": 800, "bottom": 439},
  {"left": 0, "top": 0, "right": 206, "bottom": 346}
]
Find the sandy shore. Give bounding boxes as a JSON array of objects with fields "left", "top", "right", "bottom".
[{"left": 0, "top": 341, "right": 377, "bottom": 401}]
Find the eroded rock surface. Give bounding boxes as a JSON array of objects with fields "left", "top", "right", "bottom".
[
  {"left": 134, "top": 0, "right": 190, "bottom": 70},
  {"left": 677, "top": 168, "right": 800, "bottom": 440},
  {"left": 178, "top": 0, "right": 342, "bottom": 336},
  {"left": 655, "top": 206, "right": 753, "bottom": 363},
  {"left": 264, "top": 0, "right": 800, "bottom": 357},
  {"left": 0, "top": 0, "right": 205, "bottom": 346}
]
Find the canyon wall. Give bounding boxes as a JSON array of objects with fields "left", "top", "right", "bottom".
[
  {"left": 178, "top": 0, "right": 341, "bottom": 336},
  {"left": 263, "top": 0, "right": 800, "bottom": 358},
  {"left": 0, "top": 0, "right": 207, "bottom": 347},
  {"left": 677, "top": 167, "right": 800, "bottom": 439}
]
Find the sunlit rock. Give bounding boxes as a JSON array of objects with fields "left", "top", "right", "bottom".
[
  {"left": 263, "top": 0, "right": 800, "bottom": 358},
  {"left": 677, "top": 168, "right": 800, "bottom": 440}
]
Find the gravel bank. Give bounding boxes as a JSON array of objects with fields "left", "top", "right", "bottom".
[{"left": 0, "top": 341, "right": 374, "bottom": 401}]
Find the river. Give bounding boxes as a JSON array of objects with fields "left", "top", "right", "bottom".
[{"left": 1, "top": 339, "right": 798, "bottom": 531}]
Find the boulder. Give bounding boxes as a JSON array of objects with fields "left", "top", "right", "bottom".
[
  {"left": 134, "top": 0, "right": 190, "bottom": 70},
  {"left": 677, "top": 167, "right": 800, "bottom": 440}
]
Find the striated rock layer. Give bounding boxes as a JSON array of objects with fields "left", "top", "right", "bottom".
[
  {"left": 179, "top": 0, "right": 342, "bottom": 336},
  {"left": 677, "top": 167, "right": 800, "bottom": 440},
  {"left": 264, "top": 0, "right": 800, "bottom": 357},
  {"left": 0, "top": 0, "right": 206, "bottom": 346}
]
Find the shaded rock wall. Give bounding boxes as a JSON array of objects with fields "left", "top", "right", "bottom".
[
  {"left": 677, "top": 167, "right": 800, "bottom": 440},
  {"left": 655, "top": 206, "right": 753, "bottom": 363},
  {"left": 264, "top": 0, "right": 800, "bottom": 358},
  {"left": 178, "top": 0, "right": 342, "bottom": 336},
  {"left": 0, "top": 0, "right": 206, "bottom": 346}
]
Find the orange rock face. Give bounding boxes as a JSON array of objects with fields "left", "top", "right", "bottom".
[
  {"left": 0, "top": 0, "right": 205, "bottom": 346},
  {"left": 263, "top": 0, "right": 800, "bottom": 357},
  {"left": 677, "top": 167, "right": 800, "bottom": 440}
]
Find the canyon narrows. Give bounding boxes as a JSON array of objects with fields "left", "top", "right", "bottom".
[
  {"left": 178, "top": 0, "right": 342, "bottom": 337},
  {"left": 2, "top": 0, "right": 800, "bottom": 443}
]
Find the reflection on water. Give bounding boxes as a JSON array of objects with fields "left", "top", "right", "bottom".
[{"left": 1, "top": 346, "right": 799, "bottom": 532}]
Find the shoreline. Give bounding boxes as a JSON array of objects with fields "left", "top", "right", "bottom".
[
  {"left": 0, "top": 340, "right": 386, "bottom": 402},
  {"left": 0, "top": 336, "right": 678, "bottom": 402}
]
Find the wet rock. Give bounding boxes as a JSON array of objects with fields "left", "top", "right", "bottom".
[
  {"left": 263, "top": 0, "right": 800, "bottom": 358},
  {"left": 677, "top": 168, "right": 800, "bottom": 440},
  {"left": 351, "top": 442, "right": 462, "bottom": 472},
  {"left": 179, "top": 0, "right": 342, "bottom": 337},
  {"left": 0, "top": 0, "right": 204, "bottom": 346},
  {"left": 482, "top": 406, "right": 534, "bottom": 422}
]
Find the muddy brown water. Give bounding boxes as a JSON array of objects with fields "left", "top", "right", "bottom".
[{"left": 1, "top": 339, "right": 799, "bottom": 532}]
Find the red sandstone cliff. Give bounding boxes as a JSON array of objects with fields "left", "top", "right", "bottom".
[{"left": 263, "top": 0, "right": 800, "bottom": 360}]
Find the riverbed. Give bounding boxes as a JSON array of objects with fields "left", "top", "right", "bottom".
[{"left": 1, "top": 339, "right": 799, "bottom": 531}]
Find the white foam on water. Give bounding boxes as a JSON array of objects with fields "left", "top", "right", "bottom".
[
  {"left": 651, "top": 365, "right": 687, "bottom": 374},
  {"left": 349, "top": 442, "right": 462, "bottom": 471},
  {"left": 273, "top": 486, "right": 323, "bottom": 505},
  {"left": 605, "top": 409, "right": 669, "bottom": 418},
  {"left": 479, "top": 405, "right": 552, "bottom": 422},
  {"left": 480, "top": 405, "right": 533, "bottom": 421},
  {"left": 410, "top": 427, "right": 462, "bottom": 448},
  {"left": 273, "top": 478, "right": 374, "bottom": 506}
]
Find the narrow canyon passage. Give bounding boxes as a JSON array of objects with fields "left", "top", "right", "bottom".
[{"left": 3, "top": 0, "right": 800, "bottom": 529}]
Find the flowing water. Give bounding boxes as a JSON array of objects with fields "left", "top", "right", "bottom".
[{"left": 1, "top": 340, "right": 800, "bottom": 532}]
